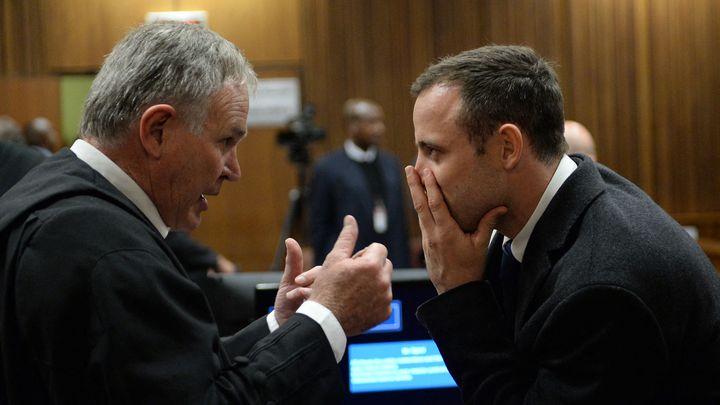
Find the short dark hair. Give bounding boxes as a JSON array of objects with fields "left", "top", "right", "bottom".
[{"left": 410, "top": 45, "right": 566, "bottom": 162}]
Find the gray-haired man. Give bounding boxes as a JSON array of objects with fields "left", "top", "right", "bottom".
[{"left": 0, "top": 22, "right": 392, "bottom": 404}]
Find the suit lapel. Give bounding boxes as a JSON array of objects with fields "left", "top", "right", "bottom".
[{"left": 514, "top": 156, "right": 608, "bottom": 331}]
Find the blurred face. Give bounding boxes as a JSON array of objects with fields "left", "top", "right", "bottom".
[
  {"left": 157, "top": 82, "right": 248, "bottom": 231},
  {"left": 350, "top": 104, "right": 385, "bottom": 150},
  {"left": 413, "top": 84, "right": 505, "bottom": 233}
]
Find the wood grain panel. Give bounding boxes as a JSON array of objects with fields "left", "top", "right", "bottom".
[
  {"left": 647, "top": 0, "right": 720, "bottom": 213},
  {"left": 0, "top": 76, "right": 61, "bottom": 145},
  {"left": 1, "top": 0, "right": 46, "bottom": 74},
  {"left": 178, "top": 0, "right": 301, "bottom": 66},
  {"left": 43, "top": 0, "right": 299, "bottom": 72},
  {"left": 45, "top": 0, "right": 174, "bottom": 72}
]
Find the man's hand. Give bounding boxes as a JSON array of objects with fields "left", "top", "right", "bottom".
[
  {"left": 405, "top": 166, "right": 507, "bottom": 293},
  {"left": 273, "top": 238, "right": 306, "bottom": 326},
  {"left": 288, "top": 216, "right": 393, "bottom": 336}
]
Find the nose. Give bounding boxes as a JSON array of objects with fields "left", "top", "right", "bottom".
[
  {"left": 413, "top": 153, "right": 425, "bottom": 172},
  {"left": 223, "top": 149, "right": 241, "bottom": 182}
]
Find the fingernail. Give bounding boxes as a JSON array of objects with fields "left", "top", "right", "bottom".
[
  {"left": 344, "top": 216, "right": 351, "bottom": 226},
  {"left": 405, "top": 166, "right": 412, "bottom": 176},
  {"left": 296, "top": 275, "right": 307, "bottom": 284}
]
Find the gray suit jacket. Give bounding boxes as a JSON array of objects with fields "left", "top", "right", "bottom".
[{"left": 418, "top": 155, "right": 720, "bottom": 404}]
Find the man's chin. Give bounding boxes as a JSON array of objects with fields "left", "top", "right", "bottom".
[{"left": 176, "top": 213, "right": 202, "bottom": 232}]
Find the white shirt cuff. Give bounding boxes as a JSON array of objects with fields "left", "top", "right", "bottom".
[
  {"left": 266, "top": 310, "right": 280, "bottom": 332},
  {"left": 297, "top": 300, "right": 347, "bottom": 363}
]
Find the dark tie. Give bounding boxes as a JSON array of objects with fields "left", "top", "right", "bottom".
[{"left": 500, "top": 240, "right": 522, "bottom": 327}]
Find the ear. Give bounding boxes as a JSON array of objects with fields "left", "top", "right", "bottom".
[
  {"left": 138, "top": 104, "right": 177, "bottom": 159},
  {"left": 498, "top": 123, "right": 523, "bottom": 170}
]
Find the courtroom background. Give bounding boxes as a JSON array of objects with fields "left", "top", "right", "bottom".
[{"left": 2, "top": 0, "right": 718, "bottom": 270}]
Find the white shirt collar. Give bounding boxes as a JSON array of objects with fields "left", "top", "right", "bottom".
[
  {"left": 344, "top": 139, "right": 378, "bottom": 163},
  {"left": 503, "top": 154, "right": 578, "bottom": 262},
  {"left": 70, "top": 139, "right": 171, "bottom": 238}
]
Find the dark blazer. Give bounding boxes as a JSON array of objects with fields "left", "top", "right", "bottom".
[
  {"left": 310, "top": 149, "right": 410, "bottom": 267},
  {"left": 417, "top": 155, "right": 720, "bottom": 404},
  {"left": 166, "top": 230, "right": 221, "bottom": 273},
  {"left": 0, "top": 150, "right": 342, "bottom": 404}
]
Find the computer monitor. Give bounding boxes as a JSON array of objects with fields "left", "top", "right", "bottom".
[{"left": 255, "top": 269, "right": 462, "bottom": 404}]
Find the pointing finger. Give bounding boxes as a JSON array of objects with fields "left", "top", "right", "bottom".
[
  {"left": 281, "top": 238, "right": 303, "bottom": 284},
  {"left": 323, "top": 215, "right": 359, "bottom": 265}
]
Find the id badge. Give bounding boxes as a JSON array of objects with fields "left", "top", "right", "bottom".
[{"left": 373, "top": 199, "right": 388, "bottom": 234}]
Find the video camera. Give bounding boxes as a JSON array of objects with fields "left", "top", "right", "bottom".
[{"left": 276, "top": 104, "right": 325, "bottom": 165}]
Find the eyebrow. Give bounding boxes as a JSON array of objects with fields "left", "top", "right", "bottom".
[{"left": 417, "top": 140, "right": 443, "bottom": 151}]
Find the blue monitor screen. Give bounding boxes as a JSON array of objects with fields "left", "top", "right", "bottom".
[
  {"left": 365, "top": 300, "right": 402, "bottom": 334},
  {"left": 255, "top": 270, "right": 463, "bottom": 404},
  {"left": 348, "top": 339, "right": 455, "bottom": 393}
]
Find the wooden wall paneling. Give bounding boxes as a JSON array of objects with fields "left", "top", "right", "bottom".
[
  {"left": 669, "top": 1, "right": 697, "bottom": 213},
  {"left": 297, "top": 0, "right": 331, "bottom": 156},
  {"left": 641, "top": 0, "right": 720, "bottom": 215},
  {"left": 405, "top": 0, "right": 435, "bottom": 96},
  {"left": 385, "top": 0, "right": 432, "bottom": 165},
  {"left": 0, "top": 76, "right": 60, "bottom": 139},
  {"left": 178, "top": 0, "right": 301, "bottom": 66},
  {"left": 565, "top": 0, "right": 640, "bottom": 185},
  {"left": 647, "top": 0, "right": 707, "bottom": 213},
  {"left": 343, "top": 1, "right": 369, "bottom": 99},
  {"left": 632, "top": 0, "right": 655, "bottom": 198},
  {"left": 595, "top": 0, "right": 624, "bottom": 178},
  {"left": 300, "top": 0, "right": 348, "bottom": 154},
  {"left": 566, "top": 0, "right": 600, "bottom": 141},
  {"left": 431, "top": 0, "right": 487, "bottom": 56},
  {"left": 609, "top": 0, "right": 642, "bottom": 185},
  {"left": 647, "top": 0, "right": 673, "bottom": 210},
  {"left": 45, "top": 0, "right": 175, "bottom": 72},
  {"left": 687, "top": 0, "right": 720, "bottom": 213},
  {"left": 365, "top": 0, "right": 415, "bottom": 163},
  {"left": 530, "top": 0, "right": 566, "bottom": 60},
  {"left": 1, "top": 0, "right": 46, "bottom": 75}
]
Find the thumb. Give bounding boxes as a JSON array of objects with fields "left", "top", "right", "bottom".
[
  {"left": 281, "top": 238, "right": 304, "bottom": 284},
  {"left": 471, "top": 206, "right": 508, "bottom": 246},
  {"left": 324, "top": 215, "right": 359, "bottom": 264}
]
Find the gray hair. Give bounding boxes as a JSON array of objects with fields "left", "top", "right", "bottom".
[
  {"left": 80, "top": 22, "right": 257, "bottom": 146},
  {"left": 411, "top": 45, "right": 566, "bottom": 163}
]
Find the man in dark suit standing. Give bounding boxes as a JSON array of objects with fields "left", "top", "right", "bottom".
[
  {"left": 0, "top": 22, "right": 392, "bottom": 404},
  {"left": 404, "top": 45, "right": 720, "bottom": 402},
  {"left": 310, "top": 98, "right": 410, "bottom": 268}
]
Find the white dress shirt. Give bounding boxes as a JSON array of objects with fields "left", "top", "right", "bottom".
[
  {"left": 344, "top": 139, "right": 378, "bottom": 163},
  {"left": 503, "top": 154, "right": 578, "bottom": 262},
  {"left": 70, "top": 139, "right": 346, "bottom": 362}
]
